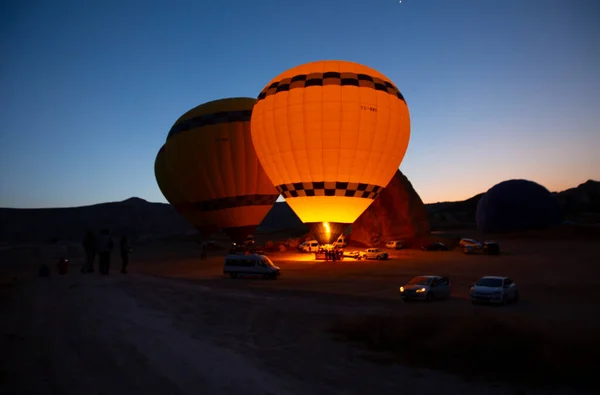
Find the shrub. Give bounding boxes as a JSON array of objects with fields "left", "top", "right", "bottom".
[{"left": 330, "top": 309, "right": 598, "bottom": 389}]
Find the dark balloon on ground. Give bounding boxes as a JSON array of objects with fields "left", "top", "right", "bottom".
[{"left": 476, "top": 179, "right": 562, "bottom": 233}]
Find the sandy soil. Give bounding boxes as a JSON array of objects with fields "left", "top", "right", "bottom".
[{"left": 1, "top": 232, "right": 599, "bottom": 395}]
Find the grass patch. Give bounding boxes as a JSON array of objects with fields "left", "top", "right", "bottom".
[{"left": 330, "top": 309, "right": 598, "bottom": 389}]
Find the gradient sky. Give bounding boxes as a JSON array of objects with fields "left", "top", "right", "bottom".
[{"left": 1, "top": 0, "right": 599, "bottom": 208}]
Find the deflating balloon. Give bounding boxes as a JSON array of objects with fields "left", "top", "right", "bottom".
[
  {"left": 476, "top": 179, "right": 562, "bottom": 233},
  {"left": 164, "top": 97, "right": 279, "bottom": 244},
  {"left": 154, "top": 145, "right": 217, "bottom": 239},
  {"left": 250, "top": 60, "right": 411, "bottom": 244}
]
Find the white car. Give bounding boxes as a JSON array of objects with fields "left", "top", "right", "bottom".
[
  {"left": 359, "top": 248, "right": 389, "bottom": 260},
  {"left": 334, "top": 235, "right": 348, "bottom": 248},
  {"left": 470, "top": 276, "right": 519, "bottom": 305},
  {"left": 459, "top": 238, "right": 482, "bottom": 249},
  {"left": 400, "top": 275, "right": 452, "bottom": 301},
  {"left": 299, "top": 240, "right": 320, "bottom": 252},
  {"left": 385, "top": 240, "right": 407, "bottom": 250}
]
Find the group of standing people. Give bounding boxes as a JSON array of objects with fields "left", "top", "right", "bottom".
[
  {"left": 82, "top": 229, "right": 131, "bottom": 275},
  {"left": 323, "top": 248, "right": 343, "bottom": 262}
]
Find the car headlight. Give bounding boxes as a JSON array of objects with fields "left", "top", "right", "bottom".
[
  {"left": 400, "top": 286, "right": 404, "bottom": 292},
  {"left": 416, "top": 288, "right": 426, "bottom": 293}
]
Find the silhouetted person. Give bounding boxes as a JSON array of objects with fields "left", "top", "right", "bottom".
[
  {"left": 120, "top": 236, "right": 131, "bottom": 274},
  {"left": 38, "top": 263, "right": 50, "bottom": 277},
  {"left": 97, "top": 229, "right": 114, "bottom": 275},
  {"left": 82, "top": 230, "right": 97, "bottom": 273}
]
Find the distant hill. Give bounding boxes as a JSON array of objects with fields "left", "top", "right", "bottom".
[
  {"left": 1, "top": 180, "right": 598, "bottom": 244},
  {"left": 553, "top": 180, "right": 600, "bottom": 223},
  {"left": 258, "top": 202, "right": 305, "bottom": 233},
  {"left": 427, "top": 180, "right": 600, "bottom": 230},
  {"left": 0, "top": 197, "right": 195, "bottom": 244},
  {"left": 426, "top": 193, "right": 485, "bottom": 230}
]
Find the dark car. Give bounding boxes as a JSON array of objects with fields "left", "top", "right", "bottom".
[
  {"left": 421, "top": 242, "right": 449, "bottom": 251},
  {"left": 400, "top": 275, "right": 452, "bottom": 301},
  {"left": 482, "top": 241, "right": 500, "bottom": 255}
]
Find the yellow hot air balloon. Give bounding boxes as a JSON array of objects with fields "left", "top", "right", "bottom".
[
  {"left": 154, "top": 145, "right": 217, "bottom": 239},
  {"left": 164, "top": 97, "right": 279, "bottom": 244},
  {"left": 251, "top": 60, "right": 410, "bottom": 245}
]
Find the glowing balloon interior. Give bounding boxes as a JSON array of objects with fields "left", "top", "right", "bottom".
[
  {"left": 251, "top": 60, "right": 411, "bottom": 244},
  {"left": 164, "top": 98, "right": 279, "bottom": 244}
]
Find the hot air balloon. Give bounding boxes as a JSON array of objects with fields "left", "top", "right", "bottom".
[
  {"left": 476, "top": 179, "right": 562, "bottom": 233},
  {"left": 154, "top": 145, "right": 217, "bottom": 239},
  {"left": 251, "top": 60, "right": 411, "bottom": 245},
  {"left": 164, "top": 97, "right": 280, "bottom": 244}
]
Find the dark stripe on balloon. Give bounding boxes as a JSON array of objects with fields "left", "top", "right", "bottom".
[
  {"left": 257, "top": 72, "right": 405, "bottom": 103},
  {"left": 167, "top": 110, "right": 252, "bottom": 139},
  {"left": 276, "top": 181, "right": 383, "bottom": 200},
  {"left": 173, "top": 202, "right": 194, "bottom": 212},
  {"left": 194, "top": 194, "right": 279, "bottom": 212}
]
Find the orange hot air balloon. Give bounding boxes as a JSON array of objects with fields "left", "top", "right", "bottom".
[
  {"left": 154, "top": 145, "right": 217, "bottom": 239},
  {"left": 250, "top": 60, "right": 411, "bottom": 245},
  {"left": 164, "top": 97, "right": 279, "bottom": 244}
]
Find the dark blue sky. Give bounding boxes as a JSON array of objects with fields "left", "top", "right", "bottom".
[{"left": 1, "top": 0, "right": 599, "bottom": 208}]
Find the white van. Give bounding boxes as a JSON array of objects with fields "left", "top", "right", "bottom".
[
  {"left": 223, "top": 253, "right": 280, "bottom": 279},
  {"left": 299, "top": 240, "right": 320, "bottom": 252},
  {"left": 335, "top": 235, "right": 348, "bottom": 248}
]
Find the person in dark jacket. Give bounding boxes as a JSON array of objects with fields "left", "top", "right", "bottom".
[
  {"left": 39, "top": 263, "right": 50, "bottom": 277},
  {"left": 97, "top": 229, "right": 114, "bottom": 275},
  {"left": 119, "top": 236, "right": 131, "bottom": 274},
  {"left": 82, "top": 230, "right": 97, "bottom": 273}
]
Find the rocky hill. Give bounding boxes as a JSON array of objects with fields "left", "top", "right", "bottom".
[
  {"left": 426, "top": 193, "right": 485, "bottom": 230},
  {"left": 0, "top": 197, "right": 195, "bottom": 245},
  {"left": 1, "top": 180, "right": 597, "bottom": 245},
  {"left": 427, "top": 180, "right": 600, "bottom": 230},
  {"left": 553, "top": 180, "right": 600, "bottom": 224}
]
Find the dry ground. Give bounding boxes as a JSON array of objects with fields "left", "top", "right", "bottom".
[{"left": 1, "top": 230, "right": 599, "bottom": 395}]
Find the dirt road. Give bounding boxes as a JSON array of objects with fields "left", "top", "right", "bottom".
[
  {"left": 1, "top": 267, "right": 594, "bottom": 395},
  {"left": 1, "top": 274, "right": 309, "bottom": 395}
]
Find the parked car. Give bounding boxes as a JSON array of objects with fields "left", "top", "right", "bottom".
[
  {"left": 470, "top": 276, "right": 519, "bottom": 305},
  {"left": 459, "top": 238, "right": 482, "bottom": 249},
  {"left": 298, "top": 240, "right": 320, "bottom": 252},
  {"left": 346, "top": 250, "right": 361, "bottom": 259},
  {"left": 400, "top": 275, "right": 452, "bottom": 301},
  {"left": 359, "top": 248, "right": 389, "bottom": 260},
  {"left": 482, "top": 241, "right": 500, "bottom": 255},
  {"left": 334, "top": 235, "right": 348, "bottom": 248},
  {"left": 385, "top": 240, "right": 408, "bottom": 250},
  {"left": 421, "top": 242, "right": 449, "bottom": 251},
  {"left": 224, "top": 253, "right": 280, "bottom": 279}
]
